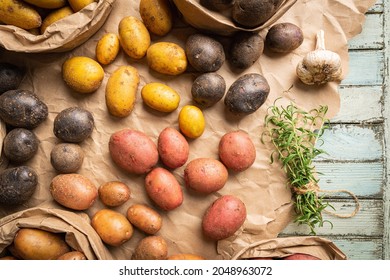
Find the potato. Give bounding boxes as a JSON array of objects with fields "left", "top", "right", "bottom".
[
  {"left": 200, "top": 0, "right": 234, "bottom": 11},
  {"left": 283, "top": 253, "right": 321, "bottom": 260},
  {"left": 118, "top": 16, "right": 151, "bottom": 59},
  {"left": 13, "top": 228, "right": 71, "bottom": 260},
  {"left": 265, "top": 22, "right": 304, "bottom": 53},
  {"left": 0, "top": 0, "right": 42, "bottom": 30},
  {"left": 126, "top": 204, "right": 162, "bottom": 234},
  {"left": 62, "top": 56, "right": 104, "bottom": 94},
  {"left": 57, "top": 251, "right": 87, "bottom": 260},
  {"left": 139, "top": 0, "right": 173, "bottom": 36},
  {"left": 144, "top": 167, "right": 183, "bottom": 211},
  {"left": 224, "top": 73, "right": 270, "bottom": 115},
  {"left": 178, "top": 105, "right": 205, "bottom": 139},
  {"left": 191, "top": 72, "right": 226, "bottom": 107},
  {"left": 0, "top": 256, "right": 17, "bottom": 260},
  {"left": 68, "top": 0, "right": 95, "bottom": 12},
  {"left": 40, "top": 6, "right": 74, "bottom": 34},
  {"left": 91, "top": 209, "right": 134, "bottom": 247},
  {"left": 146, "top": 42, "right": 187, "bottom": 75},
  {"left": 50, "top": 173, "right": 98, "bottom": 210},
  {"left": 0, "top": 166, "right": 38, "bottom": 206},
  {"left": 0, "top": 89, "right": 48, "bottom": 129},
  {"left": 229, "top": 32, "right": 264, "bottom": 69},
  {"left": 141, "top": 83, "right": 180, "bottom": 113},
  {"left": 232, "top": 0, "right": 283, "bottom": 28},
  {"left": 23, "top": 0, "right": 67, "bottom": 9},
  {"left": 50, "top": 143, "right": 84, "bottom": 173},
  {"left": 98, "top": 181, "right": 131, "bottom": 207},
  {"left": 109, "top": 129, "right": 158, "bottom": 175},
  {"left": 157, "top": 127, "right": 189, "bottom": 169},
  {"left": 0, "top": 62, "right": 25, "bottom": 94},
  {"left": 167, "top": 253, "right": 205, "bottom": 260},
  {"left": 184, "top": 158, "right": 228, "bottom": 194},
  {"left": 3, "top": 128, "right": 39, "bottom": 164},
  {"left": 218, "top": 130, "right": 256, "bottom": 172},
  {"left": 185, "top": 33, "right": 225, "bottom": 72},
  {"left": 202, "top": 195, "right": 246, "bottom": 240},
  {"left": 132, "top": 236, "right": 168, "bottom": 260},
  {"left": 105, "top": 65, "right": 140, "bottom": 118},
  {"left": 96, "top": 33, "right": 120, "bottom": 65},
  {"left": 53, "top": 107, "right": 94, "bottom": 143}
]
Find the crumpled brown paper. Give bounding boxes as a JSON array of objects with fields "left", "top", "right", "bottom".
[{"left": 0, "top": 0, "right": 376, "bottom": 260}]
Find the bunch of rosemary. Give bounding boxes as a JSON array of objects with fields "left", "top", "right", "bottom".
[{"left": 262, "top": 99, "right": 333, "bottom": 234}]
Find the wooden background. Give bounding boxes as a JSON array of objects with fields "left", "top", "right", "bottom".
[{"left": 280, "top": 0, "right": 389, "bottom": 260}]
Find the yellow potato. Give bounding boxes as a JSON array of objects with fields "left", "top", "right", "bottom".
[
  {"left": 118, "top": 16, "right": 151, "bottom": 59},
  {"left": 40, "top": 6, "right": 74, "bottom": 34},
  {"left": 62, "top": 56, "right": 104, "bottom": 94},
  {"left": 147, "top": 42, "right": 187, "bottom": 75},
  {"left": 0, "top": 0, "right": 42, "bottom": 30},
  {"left": 105, "top": 65, "right": 140, "bottom": 118},
  {"left": 178, "top": 105, "right": 205, "bottom": 139},
  {"left": 141, "top": 83, "right": 180, "bottom": 113},
  {"left": 167, "top": 253, "right": 205, "bottom": 260},
  {"left": 139, "top": 0, "right": 173, "bottom": 36},
  {"left": 126, "top": 204, "right": 162, "bottom": 235},
  {"left": 24, "top": 0, "right": 67, "bottom": 9},
  {"left": 96, "top": 33, "right": 120, "bottom": 65},
  {"left": 68, "top": 0, "right": 96, "bottom": 12}
]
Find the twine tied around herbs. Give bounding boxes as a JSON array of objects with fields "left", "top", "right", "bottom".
[{"left": 292, "top": 181, "right": 360, "bottom": 218}]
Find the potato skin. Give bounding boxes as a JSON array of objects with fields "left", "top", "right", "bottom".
[
  {"left": 141, "top": 83, "right": 180, "bottom": 113},
  {"left": 96, "top": 33, "right": 120, "bottom": 65},
  {"left": 167, "top": 253, "right": 205, "bottom": 260},
  {"left": 0, "top": 62, "right": 25, "bottom": 94},
  {"left": 219, "top": 130, "right": 256, "bottom": 172},
  {"left": 91, "top": 209, "right": 134, "bottom": 247},
  {"left": 126, "top": 204, "right": 162, "bottom": 234},
  {"left": 178, "top": 105, "right": 205, "bottom": 139},
  {"left": 50, "top": 143, "right": 84, "bottom": 173},
  {"left": 145, "top": 167, "right": 183, "bottom": 211},
  {"left": 191, "top": 72, "right": 226, "bottom": 107},
  {"left": 40, "top": 6, "right": 73, "bottom": 34},
  {"left": 0, "top": 0, "right": 42, "bottom": 30},
  {"left": 105, "top": 65, "right": 140, "bottom": 118},
  {"left": 147, "top": 42, "right": 187, "bottom": 75},
  {"left": 283, "top": 253, "right": 321, "bottom": 260},
  {"left": 184, "top": 158, "right": 228, "bottom": 194},
  {"left": 13, "top": 228, "right": 71, "bottom": 260},
  {"left": 265, "top": 22, "right": 304, "bottom": 53},
  {"left": 3, "top": 128, "right": 39, "bottom": 164},
  {"left": 229, "top": 32, "right": 264, "bottom": 69},
  {"left": 109, "top": 129, "right": 159, "bottom": 175},
  {"left": 98, "top": 181, "right": 131, "bottom": 207},
  {"left": 68, "top": 0, "right": 95, "bottom": 12},
  {"left": 57, "top": 251, "right": 87, "bottom": 260},
  {"left": 202, "top": 195, "right": 247, "bottom": 240},
  {"left": 224, "top": 73, "right": 270, "bottom": 115},
  {"left": 132, "top": 236, "right": 168, "bottom": 260},
  {"left": 139, "top": 0, "right": 173, "bottom": 36},
  {"left": 119, "top": 16, "right": 151, "bottom": 59},
  {"left": 23, "top": 0, "right": 67, "bottom": 9},
  {"left": 50, "top": 173, "right": 98, "bottom": 210},
  {"left": 185, "top": 34, "right": 225, "bottom": 72},
  {"left": 0, "top": 166, "right": 38, "bottom": 206},
  {"left": 158, "top": 127, "right": 189, "bottom": 169},
  {"left": 0, "top": 89, "right": 48, "bottom": 129}
]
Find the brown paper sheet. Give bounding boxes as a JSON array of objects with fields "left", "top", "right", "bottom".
[{"left": 0, "top": 0, "right": 377, "bottom": 260}]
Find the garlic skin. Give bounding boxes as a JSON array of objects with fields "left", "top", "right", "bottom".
[{"left": 296, "top": 30, "right": 342, "bottom": 85}]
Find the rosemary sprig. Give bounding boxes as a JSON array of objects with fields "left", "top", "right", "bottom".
[{"left": 261, "top": 99, "right": 334, "bottom": 234}]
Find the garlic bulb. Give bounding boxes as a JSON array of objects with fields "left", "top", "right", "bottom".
[{"left": 296, "top": 30, "right": 342, "bottom": 85}]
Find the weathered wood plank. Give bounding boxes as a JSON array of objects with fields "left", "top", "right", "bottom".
[
  {"left": 316, "top": 124, "right": 383, "bottom": 161},
  {"left": 332, "top": 237, "right": 383, "bottom": 260},
  {"left": 281, "top": 200, "right": 383, "bottom": 237},
  {"left": 332, "top": 86, "right": 383, "bottom": 123},
  {"left": 368, "top": 0, "right": 383, "bottom": 13},
  {"left": 341, "top": 50, "right": 385, "bottom": 86},
  {"left": 349, "top": 13, "right": 384, "bottom": 50},
  {"left": 315, "top": 161, "right": 383, "bottom": 198}
]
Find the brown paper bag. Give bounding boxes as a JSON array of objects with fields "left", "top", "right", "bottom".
[
  {"left": 230, "top": 236, "right": 347, "bottom": 260},
  {"left": 0, "top": 202, "right": 113, "bottom": 260},
  {"left": 0, "top": 0, "right": 116, "bottom": 53}
]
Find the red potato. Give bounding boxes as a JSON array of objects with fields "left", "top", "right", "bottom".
[
  {"left": 109, "top": 129, "right": 158, "bottom": 175},
  {"left": 50, "top": 173, "right": 98, "bottom": 210},
  {"left": 158, "top": 127, "right": 189, "bottom": 169},
  {"left": 219, "top": 130, "right": 256, "bottom": 172},
  {"left": 145, "top": 167, "right": 183, "bottom": 211},
  {"left": 202, "top": 195, "right": 246, "bottom": 240},
  {"left": 283, "top": 253, "right": 321, "bottom": 260},
  {"left": 184, "top": 158, "right": 228, "bottom": 194}
]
